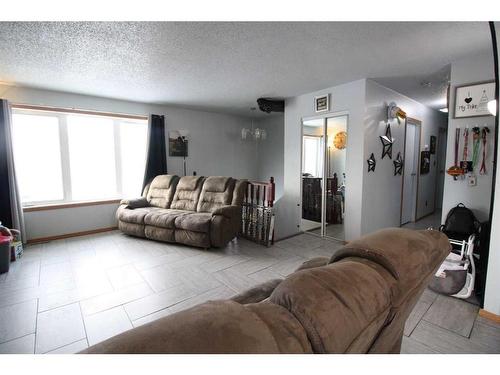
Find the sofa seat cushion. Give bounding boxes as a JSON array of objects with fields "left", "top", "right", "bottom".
[
  {"left": 145, "top": 226, "right": 175, "bottom": 243},
  {"left": 175, "top": 212, "right": 212, "bottom": 233},
  {"left": 174, "top": 229, "right": 211, "bottom": 249},
  {"left": 144, "top": 209, "right": 192, "bottom": 229},
  {"left": 118, "top": 221, "right": 146, "bottom": 238},
  {"left": 118, "top": 207, "right": 161, "bottom": 224}
]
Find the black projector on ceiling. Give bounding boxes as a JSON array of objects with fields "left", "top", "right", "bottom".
[{"left": 257, "top": 98, "right": 285, "bottom": 113}]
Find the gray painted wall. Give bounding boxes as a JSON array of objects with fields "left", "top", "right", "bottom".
[
  {"left": 255, "top": 114, "right": 284, "bottom": 200},
  {"left": 282, "top": 79, "right": 366, "bottom": 241},
  {"left": 362, "top": 80, "right": 447, "bottom": 234},
  {"left": 281, "top": 78, "right": 446, "bottom": 241},
  {"left": 0, "top": 84, "right": 260, "bottom": 240},
  {"left": 441, "top": 51, "right": 495, "bottom": 223}
]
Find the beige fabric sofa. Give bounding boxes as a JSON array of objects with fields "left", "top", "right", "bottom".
[
  {"left": 82, "top": 228, "right": 450, "bottom": 354},
  {"left": 117, "top": 175, "right": 247, "bottom": 248}
]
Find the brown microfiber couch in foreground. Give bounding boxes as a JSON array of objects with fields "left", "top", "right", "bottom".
[
  {"left": 117, "top": 175, "right": 247, "bottom": 248},
  {"left": 82, "top": 228, "right": 450, "bottom": 354}
]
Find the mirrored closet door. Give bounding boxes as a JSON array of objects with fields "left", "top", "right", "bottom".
[{"left": 300, "top": 114, "right": 348, "bottom": 241}]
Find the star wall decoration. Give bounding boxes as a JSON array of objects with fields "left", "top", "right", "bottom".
[
  {"left": 380, "top": 123, "right": 393, "bottom": 159},
  {"left": 367, "top": 153, "right": 376, "bottom": 172},
  {"left": 393, "top": 152, "right": 404, "bottom": 176}
]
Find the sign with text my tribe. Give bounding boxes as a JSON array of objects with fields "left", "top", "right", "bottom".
[{"left": 454, "top": 81, "right": 495, "bottom": 118}]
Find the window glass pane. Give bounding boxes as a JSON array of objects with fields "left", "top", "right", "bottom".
[
  {"left": 119, "top": 120, "right": 148, "bottom": 198},
  {"left": 67, "top": 115, "right": 117, "bottom": 200},
  {"left": 303, "top": 136, "right": 323, "bottom": 177},
  {"left": 12, "top": 113, "right": 64, "bottom": 203}
]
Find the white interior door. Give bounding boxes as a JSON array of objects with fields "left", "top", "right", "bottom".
[{"left": 401, "top": 122, "right": 419, "bottom": 224}]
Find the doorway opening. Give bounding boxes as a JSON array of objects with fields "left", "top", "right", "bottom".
[
  {"left": 401, "top": 119, "right": 448, "bottom": 230},
  {"left": 401, "top": 118, "right": 421, "bottom": 225}
]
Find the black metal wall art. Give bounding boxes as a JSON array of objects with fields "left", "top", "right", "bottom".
[
  {"left": 367, "top": 153, "right": 376, "bottom": 172},
  {"left": 380, "top": 123, "right": 393, "bottom": 159},
  {"left": 393, "top": 152, "right": 403, "bottom": 175},
  {"left": 420, "top": 151, "right": 431, "bottom": 174},
  {"left": 430, "top": 135, "right": 436, "bottom": 154}
]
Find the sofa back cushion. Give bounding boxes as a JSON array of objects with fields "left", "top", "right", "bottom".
[
  {"left": 146, "top": 175, "right": 179, "bottom": 208},
  {"left": 170, "top": 176, "right": 205, "bottom": 211},
  {"left": 231, "top": 179, "right": 248, "bottom": 206},
  {"left": 82, "top": 300, "right": 311, "bottom": 354},
  {"left": 329, "top": 228, "right": 450, "bottom": 306},
  {"left": 196, "top": 176, "right": 235, "bottom": 213},
  {"left": 270, "top": 260, "right": 392, "bottom": 353}
]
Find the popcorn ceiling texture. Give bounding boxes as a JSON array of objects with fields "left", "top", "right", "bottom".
[{"left": 0, "top": 22, "right": 491, "bottom": 115}]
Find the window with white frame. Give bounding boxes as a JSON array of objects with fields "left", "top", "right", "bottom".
[
  {"left": 11, "top": 108, "right": 149, "bottom": 206},
  {"left": 302, "top": 135, "right": 324, "bottom": 177}
]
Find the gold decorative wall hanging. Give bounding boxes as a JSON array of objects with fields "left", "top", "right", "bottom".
[{"left": 333, "top": 131, "right": 347, "bottom": 150}]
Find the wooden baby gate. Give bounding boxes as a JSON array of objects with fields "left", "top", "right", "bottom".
[{"left": 241, "top": 177, "right": 275, "bottom": 246}]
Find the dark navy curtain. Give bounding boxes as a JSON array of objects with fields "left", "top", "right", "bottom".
[
  {"left": 0, "top": 100, "right": 13, "bottom": 228},
  {"left": 0, "top": 99, "right": 25, "bottom": 242},
  {"left": 142, "top": 114, "right": 167, "bottom": 191}
]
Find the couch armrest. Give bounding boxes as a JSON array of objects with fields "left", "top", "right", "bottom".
[
  {"left": 211, "top": 205, "right": 241, "bottom": 220},
  {"left": 230, "top": 279, "right": 282, "bottom": 304},
  {"left": 120, "top": 197, "right": 149, "bottom": 209},
  {"left": 294, "top": 257, "right": 330, "bottom": 272}
]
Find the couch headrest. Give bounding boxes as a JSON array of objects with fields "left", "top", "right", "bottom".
[
  {"left": 177, "top": 176, "right": 204, "bottom": 191},
  {"left": 270, "top": 260, "right": 393, "bottom": 353},
  {"left": 146, "top": 175, "right": 179, "bottom": 208},
  {"left": 149, "top": 174, "right": 177, "bottom": 190},
  {"left": 81, "top": 300, "right": 312, "bottom": 354},
  {"left": 203, "top": 176, "right": 232, "bottom": 192},
  {"left": 329, "top": 228, "right": 450, "bottom": 304}
]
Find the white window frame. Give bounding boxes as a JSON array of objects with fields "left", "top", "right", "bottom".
[
  {"left": 302, "top": 135, "right": 324, "bottom": 178},
  {"left": 12, "top": 107, "right": 148, "bottom": 207}
]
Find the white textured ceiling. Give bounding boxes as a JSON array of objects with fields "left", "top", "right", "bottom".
[{"left": 0, "top": 22, "right": 492, "bottom": 115}]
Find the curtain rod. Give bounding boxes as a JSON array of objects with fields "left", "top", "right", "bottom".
[{"left": 11, "top": 103, "right": 149, "bottom": 121}]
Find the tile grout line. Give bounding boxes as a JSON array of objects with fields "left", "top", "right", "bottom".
[
  {"left": 406, "top": 299, "right": 435, "bottom": 337},
  {"left": 421, "top": 312, "right": 479, "bottom": 339},
  {"left": 0, "top": 332, "right": 34, "bottom": 349},
  {"left": 77, "top": 301, "right": 90, "bottom": 351},
  {"left": 34, "top": 298, "right": 39, "bottom": 354},
  {"left": 44, "top": 337, "right": 88, "bottom": 354}
]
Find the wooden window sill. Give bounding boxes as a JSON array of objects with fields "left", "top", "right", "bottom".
[{"left": 23, "top": 199, "right": 122, "bottom": 212}]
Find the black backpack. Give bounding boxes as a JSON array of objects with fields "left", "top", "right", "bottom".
[{"left": 440, "top": 203, "right": 480, "bottom": 240}]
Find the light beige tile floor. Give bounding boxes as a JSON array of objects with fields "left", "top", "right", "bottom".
[{"left": 0, "top": 228, "right": 498, "bottom": 354}]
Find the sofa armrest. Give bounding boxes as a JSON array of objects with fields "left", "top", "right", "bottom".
[
  {"left": 211, "top": 205, "right": 241, "bottom": 220},
  {"left": 294, "top": 257, "right": 330, "bottom": 272},
  {"left": 230, "top": 279, "right": 282, "bottom": 304},
  {"left": 120, "top": 197, "right": 149, "bottom": 209}
]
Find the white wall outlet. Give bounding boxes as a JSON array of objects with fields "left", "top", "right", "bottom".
[{"left": 468, "top": 174, "right": 477, "bottom": 186}]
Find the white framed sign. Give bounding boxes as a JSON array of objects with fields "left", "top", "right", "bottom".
[
  {"left": 454, "top": 81, "right": 495, "bottom": 118},
  {"left": 314, "top": 94, "right": 330, "bottom": 113}
]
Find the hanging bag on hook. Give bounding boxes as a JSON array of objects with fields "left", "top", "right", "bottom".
[
  {"left": 459, "top": 127, "right": 472, "bottom": 174},
  {"left": 471, "top": 127, "right": 481, "bottom": 171},
  {"left": 447, "top": 128, "right": 465, "bottom": 179},
  {"left": 480, "top": 127, "right": 490, "bottom": 175}
]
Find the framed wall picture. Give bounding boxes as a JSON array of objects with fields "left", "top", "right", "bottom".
[
  {"left": 420, "top": 151, "right": 430, "bottom": 175},
  {"left": 314, "top": 94, "right": 330, "bottom": 113},
  {"left": 454, "top": 81, "right": 495, "bottom": 118},
  {"left": 169, "top": 131, "right": 188, "bottom": 157},
  {"left": 430, "top": 135, "right": 436, "bottom": 154}
]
